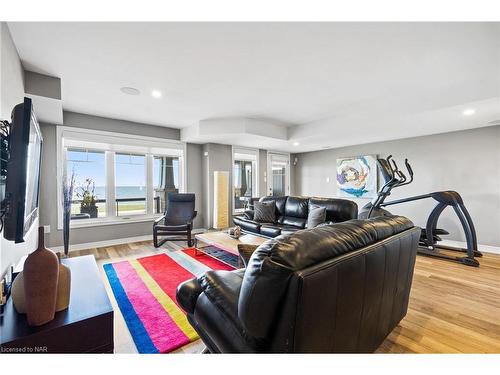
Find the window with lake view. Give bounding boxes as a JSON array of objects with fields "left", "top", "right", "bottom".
[
  {"left": 67, "top": 149, "right": 106, "bottom": 220},
  {"left": 60, "top": 128, "right": 185, "bottom": 226},
  {"left": 115, "top": 153, "right": 146, "bottom": 216}
]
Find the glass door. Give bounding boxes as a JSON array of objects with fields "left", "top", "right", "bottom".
[{"left": 267, "top": 152, "right": 290, "bottom": 197}]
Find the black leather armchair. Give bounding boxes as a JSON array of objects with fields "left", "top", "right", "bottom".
[
  {"left": 177, "top": 215, "right": 420, "bottom": 353},
  {"left": 153, "top": 193, "right": 197, "bottom": 248}
]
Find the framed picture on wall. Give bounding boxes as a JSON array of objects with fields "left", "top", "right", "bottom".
[{"left": 336, "top": 155, "right": 378, "bottom": 199}]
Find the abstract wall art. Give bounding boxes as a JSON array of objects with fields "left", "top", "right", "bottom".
[{"left": 336, "top": 155, "right": 378, "bottom": 199}]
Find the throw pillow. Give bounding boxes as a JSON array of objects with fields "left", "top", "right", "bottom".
[
  {"left": 307, "top": 204, "right": 327, "bottom": 228},
  {"left": 253, "top": 201, "right": 276, "bottom": 223}
]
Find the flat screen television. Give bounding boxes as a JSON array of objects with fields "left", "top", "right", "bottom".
[{"left": 3, "top": 97, "right": 43, "bottom": 243}]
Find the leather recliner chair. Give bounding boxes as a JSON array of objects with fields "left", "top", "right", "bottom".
[
  {"left": 176, "top": 215, "right": 420, "bottom": 353},
  {"left": 233, "top": 195, "right": 358, "bottom": 237}
]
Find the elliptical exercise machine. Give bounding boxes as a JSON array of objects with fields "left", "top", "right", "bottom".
[{"left": 359, "top": 155, "right": 481, "bottom": 267}]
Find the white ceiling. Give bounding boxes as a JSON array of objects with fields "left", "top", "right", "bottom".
[{"left": 8, "top": 22, "right": 500, "bottom": 152}]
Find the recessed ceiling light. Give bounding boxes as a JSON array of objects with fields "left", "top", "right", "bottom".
[
  {"left": 151, "top": 90, "right": 162, "bottom": 98},
  {"left": 463, "top": 108, "right": 476, "bottom": 116},
  {"left": 120, "top": 87, "right": 140, "bottom": 96},
  {"left": 292, "top": 141, "right": 300, "bottom": 146}
]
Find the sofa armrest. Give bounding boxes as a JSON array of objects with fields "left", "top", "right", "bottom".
[
  {"left": 176, "top": 277, "right": 204, "bottom": 314},
  {"left": 198, "top": 270, "right": 245, "bottom": 324}
]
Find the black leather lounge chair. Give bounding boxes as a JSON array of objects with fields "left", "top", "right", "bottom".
[{"left": 153, "top": 193, "right": 197, "bottom": 248}]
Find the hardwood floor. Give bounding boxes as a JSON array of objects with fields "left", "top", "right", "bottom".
[{"left": 70, "top": 242, "right": 500, "bottom": 354}]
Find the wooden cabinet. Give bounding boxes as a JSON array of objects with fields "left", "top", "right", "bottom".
[{"left": 0, "top": 255, "right": 113, "bottom": 353}]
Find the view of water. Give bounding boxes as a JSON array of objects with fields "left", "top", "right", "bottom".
[{"left": 72, "top": 186, "right": 146, "bottom": 200}]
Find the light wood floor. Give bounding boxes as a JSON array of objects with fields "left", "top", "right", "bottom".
[{"left": 70, "top": 241, "right": 500, "bottom": 354}]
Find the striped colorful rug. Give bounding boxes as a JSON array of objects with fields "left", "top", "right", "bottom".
[{"left": 103, "top": 248, "right": 237, "bottom": 353}]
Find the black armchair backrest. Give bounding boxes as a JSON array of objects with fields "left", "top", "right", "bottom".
[
  {"left": 237, "top": 216, "right": 419, "bottom": 349},
  {"left": 165, "top": 193, "right": 196, "bottom": 225}
]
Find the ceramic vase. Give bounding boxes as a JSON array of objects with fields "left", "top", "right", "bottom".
[
  {"left": 55, "top": 253, "right": 71, "bottom": 312},
  {"left": 11, "top": 272, "right": 26, "bottom": 314},
  {"left": 23, "top": 227, "right": 59, "bottom": 326}
]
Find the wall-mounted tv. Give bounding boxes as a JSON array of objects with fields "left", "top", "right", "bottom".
[{"left": 3, "top": 97, "right": 43, "bottom": 243}]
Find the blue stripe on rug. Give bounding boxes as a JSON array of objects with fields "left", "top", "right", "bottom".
[{"left": 103, "top": 263, "right": 159, "bottom": 354}]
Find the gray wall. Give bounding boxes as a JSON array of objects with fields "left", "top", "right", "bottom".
[
  {"left": 0, "top": 23, "right": 39, "bottom": 276},
  {"left": 202, "top": 143, "right": 233, "bottom": 229},
  {"left": 39, "top": 112, "right": 202, "bottom": 247},
  {"left": 186, "top": 143, "right": 204, "bottom": 229},
  {"left": 259, "top": 149, "right": 268, "bottom": 196},
  {"left": 294, "top": 126, "right": 500, "bottom": 247},
  {"left": 63, "top": 111, "right": 180, "bottom": 140},
  {"left": 201, "top": 145, "right": 271, "bottom": 229}
]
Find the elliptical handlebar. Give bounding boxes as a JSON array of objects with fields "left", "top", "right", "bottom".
[{"left": 369, "top": 155, "right": 415, "bottom": 216}]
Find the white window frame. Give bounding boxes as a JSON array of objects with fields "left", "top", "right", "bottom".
[
  {"left": 56, "top": 126, "right": 186, "bottom": 229},
  {"left": 231, "top": 146, "right": 259, "bottom": 214}
]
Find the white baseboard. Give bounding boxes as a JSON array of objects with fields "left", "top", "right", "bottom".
[
  {"left": 50, "top": 231, "right": 499, "bottom": 255},
  {"left": 51, "top": 235, "right": 153, "bottom": 252},
  {"left": 438, "top": 240, "right": 500, "bottom": 255},
  {"left": 51, "top": 228, "right": 207, "bottom": 253}
]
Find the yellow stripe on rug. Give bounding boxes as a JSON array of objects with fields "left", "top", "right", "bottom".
[{"left": 129, "top": 259, "right": 199, "bottom": 341}]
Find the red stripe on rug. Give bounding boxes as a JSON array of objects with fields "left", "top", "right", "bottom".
[
  {"left": 112, "top": 260, "right": 190, "bottom": 353},
  {"left": 138, "top": 253, "right": 197, "bottom": 309},
  {"left": 183, "top": 247, "right": 236, "bottom": 271}
]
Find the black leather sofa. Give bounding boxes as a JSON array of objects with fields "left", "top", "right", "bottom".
[
  {"left": 233, "top": 195, "right": 358, "bottom": 237},
  {"left": 176, "top": 215, "right": 420, "bottom": 353}
]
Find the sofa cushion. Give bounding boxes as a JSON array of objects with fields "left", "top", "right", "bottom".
[
  {"left": 309, "top": 197, "right": 358, "bottom": 223},
  {"left": 282, "top": 216, "right": 307, "bottom": 228},
  {"left": 307, "top": 204, "right": 327, "bottom": 228},
  {"left": 275, "top": 215, "right": 414, "bottom": 270},
  {"left": 260, "top": 225, "right": 282, "bottom": 238},
  {"left": 261, "top": 196, "right": 287, "bottom": 217},
  {"left": 254, "top": 201, "right": 276, "bottom": 223},
  {"left": 284, "top": 196, "right": 309, "bottom": 218}
]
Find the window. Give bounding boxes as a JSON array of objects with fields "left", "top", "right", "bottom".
[
  {"left": 232, "top": 148, "right": 258, "bottom": 214},
  {"left": 115, "top": 153, "right": 147, "bottom": 216},
  {"left": 67, "top": 149, "right": 106, "bottom": 220},
  {"left": 153, "top": 156, "right": 180, "bottom": 214},
  {"left": 57, "top": 126, "right": 186, "bottom": 228}
]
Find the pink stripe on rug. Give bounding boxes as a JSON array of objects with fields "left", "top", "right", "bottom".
[{"left": 113, "top": 261, "right": 190, "bottom": 353}]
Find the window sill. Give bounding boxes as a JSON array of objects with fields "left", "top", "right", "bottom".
[{"left": 59, "top": 215, "right": 162, "bottom": 230}]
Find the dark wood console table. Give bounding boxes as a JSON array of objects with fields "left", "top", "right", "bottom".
[{"left": 0, "top": 255, "right": 114, "bottom": 353}]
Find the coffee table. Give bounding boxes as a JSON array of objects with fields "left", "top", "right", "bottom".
[{"left": 194, "top": 231, "right": 267, "bottom": 266}]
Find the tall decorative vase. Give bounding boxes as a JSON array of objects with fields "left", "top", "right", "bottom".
[{"left": 23, "top": 227, "right": 59, "bottom": 326}]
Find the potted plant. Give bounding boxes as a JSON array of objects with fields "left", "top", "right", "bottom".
[{"left": 76, "top": 178, "right": 99, "bottom": 218}]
